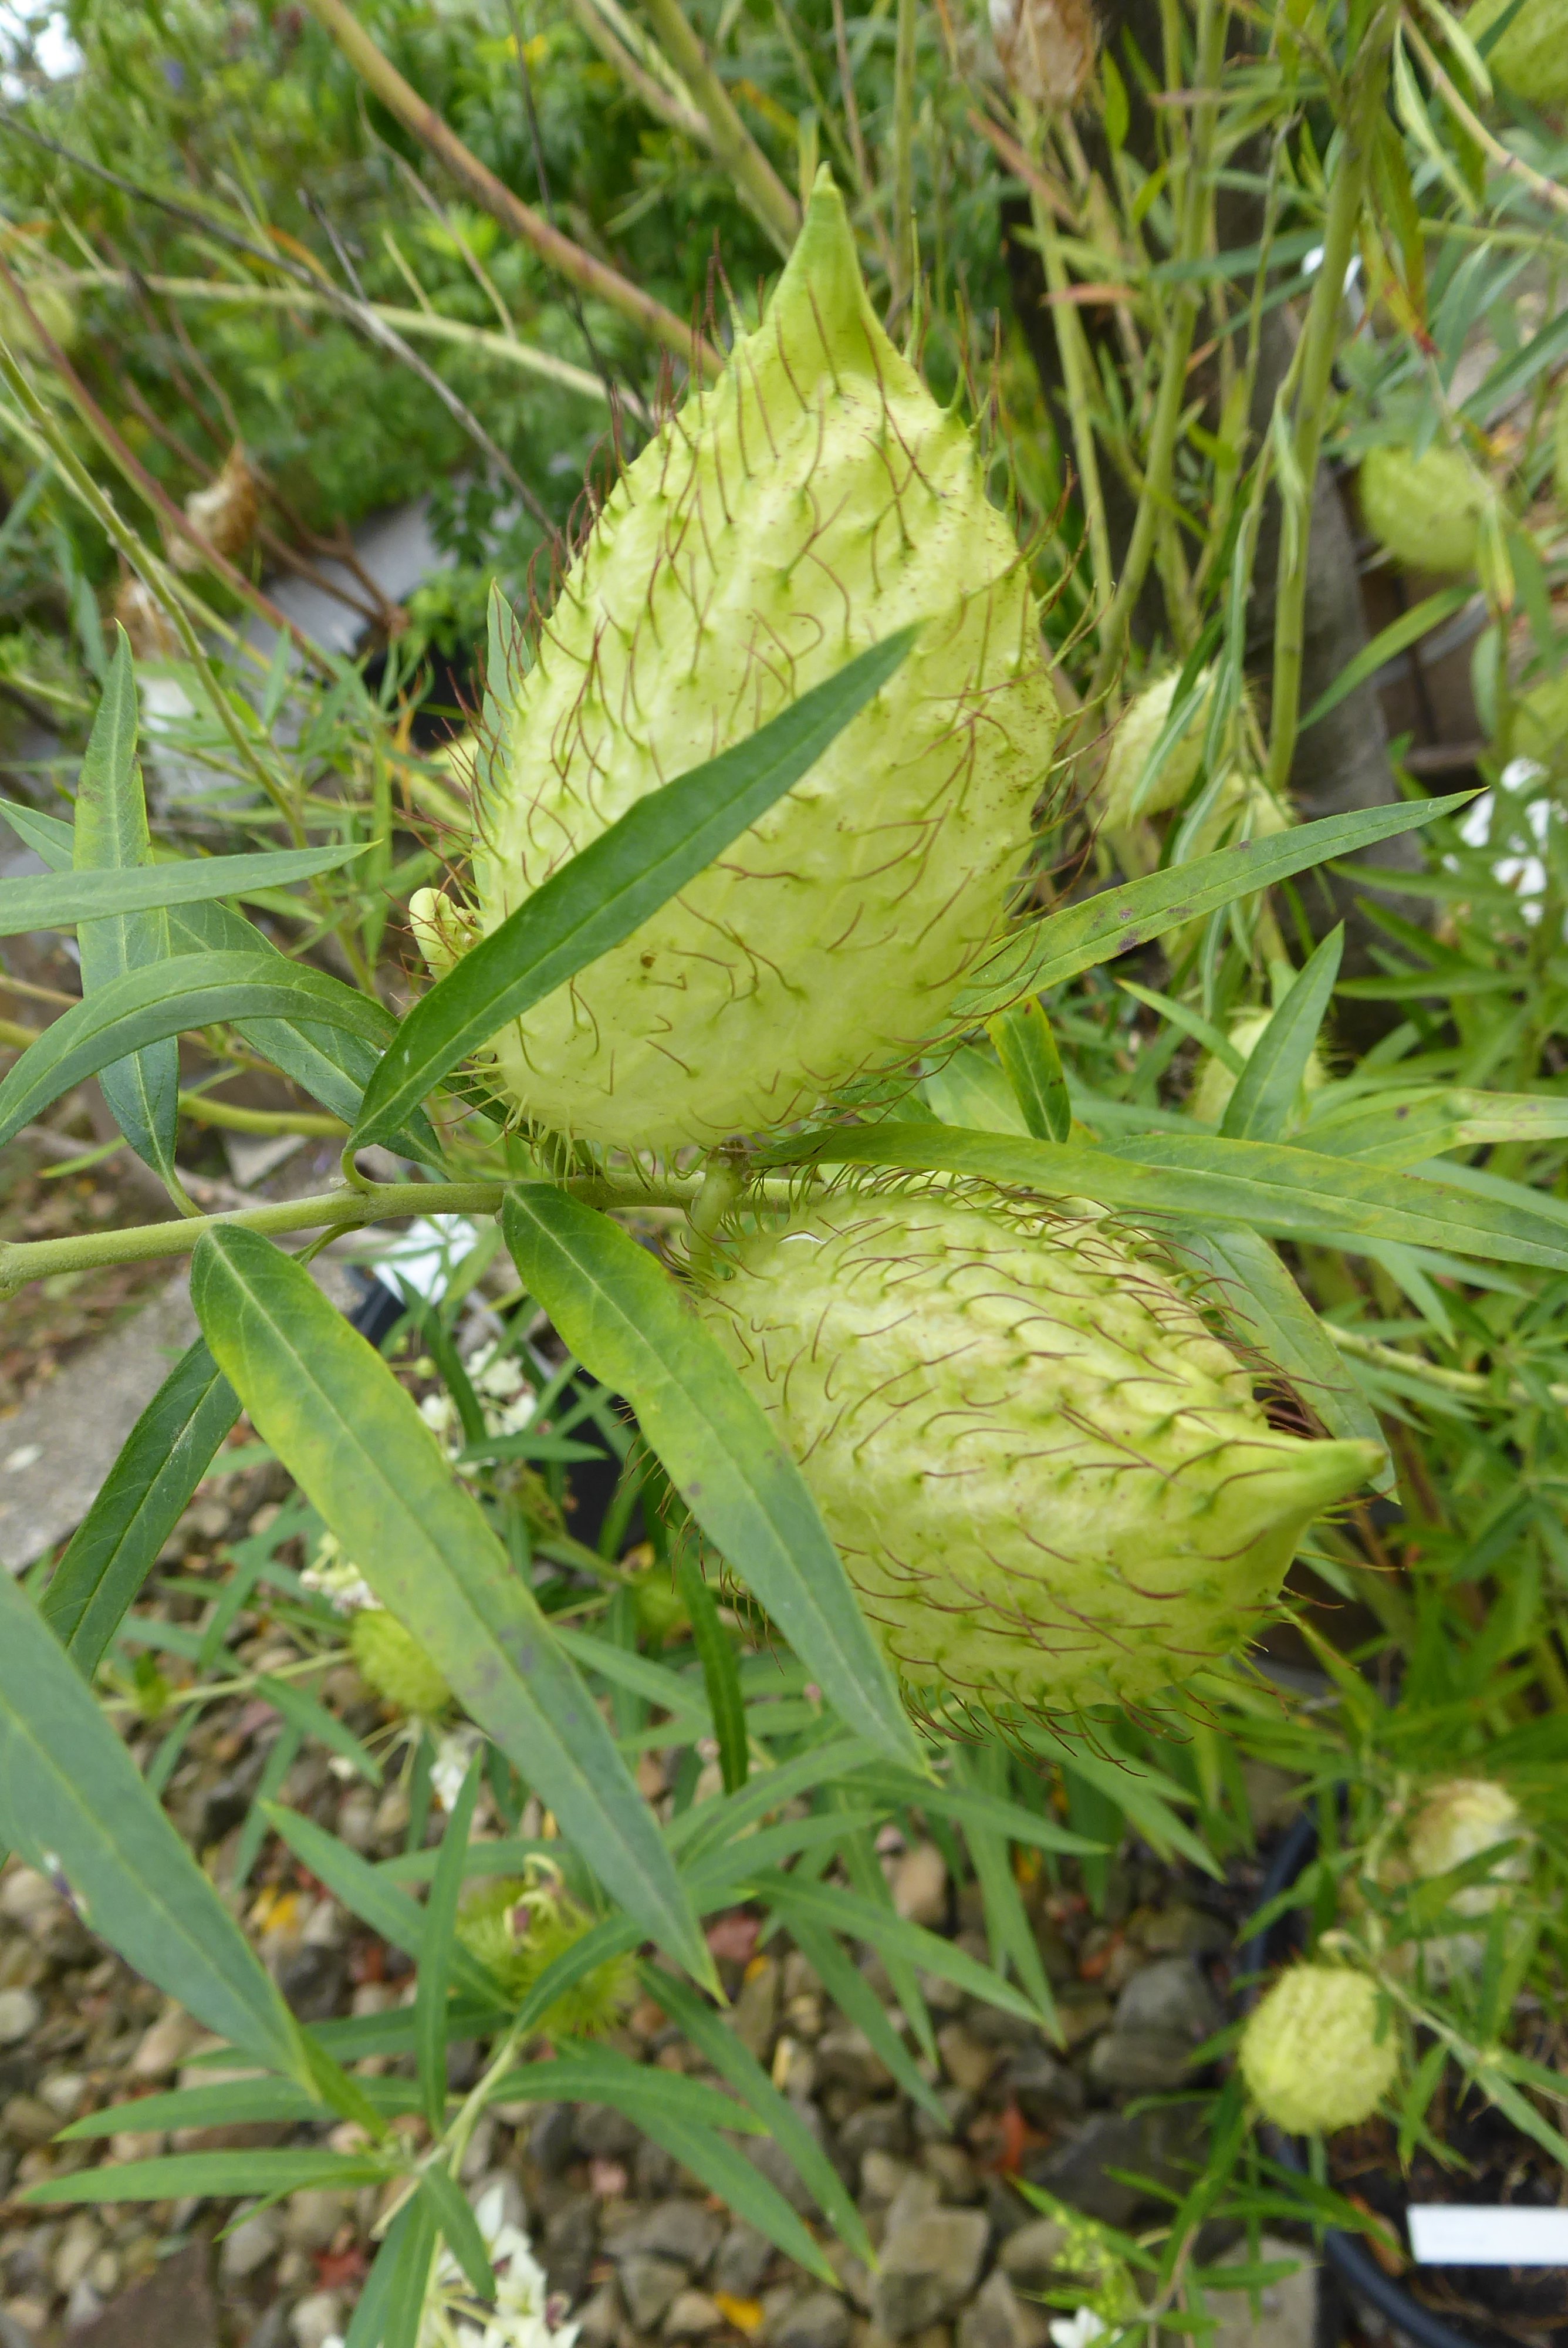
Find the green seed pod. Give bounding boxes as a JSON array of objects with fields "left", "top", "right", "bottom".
[
  {"left": 350, "top": 1607, "right": 452, "bottom": 1720},
  {"left": 1241, "top": 1965, "right": 1398, "bottom": 2134},
  {"left": 1359, "top": 443, "right": 1489, "bottom": 576},
  {"left": 457, "top": 1879, "right": 634, "bottom": 2036},
  {"left": 1463, "top": 0, "right": 1568, "bottom": 105},
  {"left": 431, "top": 171, "right": 1059, "bottom": 1152},
  {"left": 1097, "top": 667, "right": 1214, "bottom": 834},
  {"left": 691, "top": 1192, "right": 1379, "bottom": 1719},
  {"left": 1408, "top": 1777, "right": 1528, "bottom": 1918},
  {"left": 1188, "top": 1007, "right": 1327, "bottom": 1129},
  {"left": 1514, "top": 669, "right": 1568, "bottom": 772}
]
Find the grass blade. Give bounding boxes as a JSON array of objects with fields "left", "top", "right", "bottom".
[
  {"left": 191, "top": 1227, "right": 711, "bottom": 1985},
  {"left": 675, "top": 1543, "right": 748, "bottom": 1794},
  {"left": 502, "top": 1188, "right": 924, "bottom": 1772},
  {"left": 42, "top": 1338, "right": 239, "bottom": 1676},
  {"left": 352, "top": 628, "right": 917, "bottom": 1149}
]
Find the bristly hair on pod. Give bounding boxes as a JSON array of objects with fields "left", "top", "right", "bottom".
[
  {"left": 684, "top": 1179, "right": 1381, "bottom": 1732},
  {"left": 409, "top": 170, "right": 1062, "bottom": 1156}
]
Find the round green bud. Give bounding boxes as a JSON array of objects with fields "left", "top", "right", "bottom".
[
  {"left": 1188, "top": 1007, "right": 1327, "bottom": 1129},
  {"left": 1462, "top": 0, "right": 1568, "bottom": 104},
  {"left": 1241, "top": 1964, "right": 1398, "bottom": 2135},
  {"left": 1097, "top": 667, "right": 1214, "bottom": 834},
  {"left": 447, "top": 171, "right": 1059, "bottom": 1152},
  {"left": 1408, "top": 1777, "right": 1528, "bottom": 1918},
  {"left": 691, "top": 1192, "right": 1380, "bottom": 1718},
  {"left": 1359, "top": 444, "right": 1489, "bottom": 576},
  {"left": 350, "top": 1607, "right": 452, "bottom": 1720},
  {"left": 457, "top": 1880, "right": 634, "bottom": 2037}
]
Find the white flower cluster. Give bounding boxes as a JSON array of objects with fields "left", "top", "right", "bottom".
[
  {"left": 324, "top": 2187, "right": 579, "bottom": 2348},
  {"left": 300, "top": 1531, "right": 378, "bottom": 1617},
  {"left": 419, "top": 1344, "right": 538, "bottom": 1460}
]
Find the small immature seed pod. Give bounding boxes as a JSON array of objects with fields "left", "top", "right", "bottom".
[
  {"left": 1462, "top": 0, "right": 1568, "bottom": 106},
  {"left": 1096, "top": 668, "right": 1215, "bottom": 835},
  {"left": 439, "top": 171, "right": 1059, "bottom": 1153},
  {"left": 1359, "top": 443, "right": 1489, "bottom": 577},
  {"left": 1241, "top": 1965, "right": 1398, "bottom": 2135},
  {"left": 1408, "top": 1778, "right": 1528, "bottom": 1917},
  {"left": 1187, "top": 1007, "right": 1327, "bottom": 1129},
  {"left": 350, "top": 1607, "right": 452, "bottom": 1720},
  {"left": 457, "top": 1880, "right": 634, "bottom": 2036},
  {"left": 691, "top": 1193, "right": 1380, "bottom": 1719}
]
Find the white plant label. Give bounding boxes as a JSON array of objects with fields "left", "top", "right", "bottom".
[{"left": 1408, "top": 2207, "right": 1568, "bottom": 2266}]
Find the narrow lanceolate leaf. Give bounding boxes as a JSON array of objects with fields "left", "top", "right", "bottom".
[
  {"left": 1299, "top": 587, "right": 1473, "bottom": 733},
  {"left": 483, "top": 2053, "right": 765, "bottom": 2136},
  {"left": 72, "top": 631, "right": 178, "bottom": 1182},
  {"left": 352, "top": 628, "right": 917, "bottom": 1150},
  {"left": 675, "top": 1543, "right": 748, "bottom": 1794},
  {"left": 501, "top": 1189, "right": 924, "bottom": 1773},
  {"left": 1184, "top": 1225, "right": 1393, "bottom": 1493},
  {"left": 635, "top": 1965, "right": 861, "bottom": 2276},
  {"left": 955, "top": 793, "right": 1472, "bottom": 1018},
  {"left": 0, "top": 1565, "right": 306, "bottom": 2087},
  {"left": 42, "top": 1337, "right": 239, "bottom": 1676},
  {"left": 191, "top": 1228, "right": 711, "bottom": 1986},
  {"left": 1221, "top": 926, "right": 1343, "bottom": 1142},
  {"left": 417, "top": 1756, "right": 482, "bottom": 2133},
  {"left": 1, "top": 798, "right": 431, "bottom": 1154},
  {"left": 0, "top": 845, "right": 368, "bottom": 935},
  {"left": 763, "top": 1124, "right": 1568, "bottom": 1270},
  {"left": 989, "top": 997, "right": 1072, "bottom": 1141},
  {"left": 0, "top": 952, "right": 392, "bottom": 1152},
  {"left": 1303, "top": 1088, "right": 1568, "bottom": 1169},
  {"left": 25, "top": 2149, "right": 386, "bottom": 2207}
]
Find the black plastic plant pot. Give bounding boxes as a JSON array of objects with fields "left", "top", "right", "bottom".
[{"left": 1242, "top": 1811, "right": 1481, "bottom": 2348}]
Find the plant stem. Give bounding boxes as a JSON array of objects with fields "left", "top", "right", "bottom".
[
  {"left": 891, "top": 0, "right": 917, "bottom": 313},
  {"left": 1090, "top": 0, "right": 1224, "bottom": 695},
  {"left": 300, "top": 0, "right": 720, "bottom": 375},
  {"left": 638, "top": 0, "right": 800, "bottom": 255},
  {"left": 1265, "top": 10, "right": 1397, "bottom": 795},
  {"left": 177, "top": 1092, "right": 349, "bottom": 1139},
  {"left": 1019, "top": 110, "right": 1113, "bottom": 625}
]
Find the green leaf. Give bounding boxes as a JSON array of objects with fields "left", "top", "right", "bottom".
[
  {"left": 951, "top": 1745, "right": 1056, "bottom": 2026},
  {"left": 72, "top": 632, "right": 178, "bottom": 1183},
  {"left": 257, "top": 1675, "right": 381, "bottom": 1786},
  {"left": 0, "top": 1566, "right": 307, "bottom": 2085},
  {"left": 0, "top": 846, "right": 369, "bottom": 935},
  {"left": 860, "top": 1765, "right": 1107, "bottom": 1857},
  {"left": 763, "top": 1123, "right": 1568, "bottom": 1270},
  {"left": 42, "top": 1338, "right": 239, "bottom": 1677},
  {"left": 352, "top": 627, "right": 918, "bottom": 1149},
  {"left": 1220, "top": 927, "right": 1343, "bottom": 1142},
  {"left": 418, "top": 2165, "right": 496, "bottom": 2305},
  {"left": 62, "top": 2076, "right": 417, "bottom": 2139},
  {"left": 675, "top": 1542, "right": 748, "bottom": 1794},
  {"left": 1299, "top": 588, "right": 1472, "bottom": 733},
  {"left": 483, "top": 2050, "right": 764, "bottom": 2135},
  {"left": 1305, "top": 1087, "right": 1568, "bottom": 1168},
  {"left": 776, "top": 1910, "right": 951, "bottom": 2127},
  {"left": 384, "top": 2188, "right": 442, "bottom": 2348},
  {"left": 748, "top": 1870, "right": 1042, "bottom": 2022},
  {"left": 191, "top": 1228, "right": 711, "bottom": 1985},
  {"left": 0, "top": 952, "right": 393, "bottom": 1153},
  {"left": 0, "top": 798, "right": 431, "bottom": 1154},
  {"left": 501, "top": 1188, "right": 923, "bottom": 1772},
  {"left": 418, "top": 1754, "right": 482, "bottom": 2133},
  {"left": 1181, "top": 1226, "right": 1393, "bottom": 1493},
  {"left": 989, "top": 998, "right": 1072, "bottom": 1141},
  {"left": 23, "top": 2148, "right": 387, "bottom": 2206},
  {"left": 1029, "top": 1730, "right": 1222, "bottom": 1878},
  {"left": 955, "top": 794, "right": 1472, "bottom": 1017},
  {"left": 637, "top": 1963, "right": 866, "bottom": 2273}
]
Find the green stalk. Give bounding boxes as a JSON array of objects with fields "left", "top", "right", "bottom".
[
  {"left": 1020, "top": 109, "right": 1113, "bottom": 623},
  {"left": 1091, "top": 0, "right": 1225, "bottom": 693},
  {"left": 0, "top": 1169, "right": 823, "bottom": 1297},
  {"left": 1266, "top": 8, "right": 1398, "bottom": 794},
  {"left": 638, "top": 0, "right": 800, "bottom": 255},
  {"left": 892, "top": 0, "right": 918, "bottom": 312}
]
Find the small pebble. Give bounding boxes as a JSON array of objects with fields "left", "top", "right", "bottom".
[
  {"left": 291, "top": 2288, "right": 346, "bottom": 2347},
  {"left": 0, "top": 1988, "right": 41, "bottom": 2045}
]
